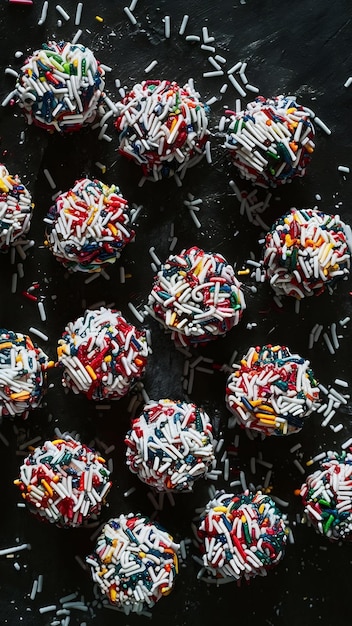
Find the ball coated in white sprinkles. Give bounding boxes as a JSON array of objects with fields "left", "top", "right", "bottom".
[
  {"left": 57, "top": 307, "right": 150, "bottom": 401},
  {"left": 300, "top": 450, "right": 352, "bottom": 541},
  {"left": 16, "top": 41, "right": 105, "bottom": 133},
  {"left": 0, "top": 164, "right": 34, "bottom": 252},
  {"left": 197, "top": 490, "right": 288, "bottom": 583},
  {"left": 223, "top": 95, "right": 315, "bottom": 187},
  {"left": 14, "top": 435, "right": 111, "bottom": 527},
  {"left": 225, "top": 344, "right": 320, "bottom": 436},
  {"left": 0, "top": 329, "right": 49, "bottom": 418},
  {"left": 125, "top": 398, "right": 215, "bottom": 492},
  {"left": 263, "top": 208, "right": 351, "bottom": 299},
  {"left": 145, "top": 246, "right": 246, "bottom": 347},
  {"left": 87, "top": 513, "right": 179, "bottom": 613},
  {"left": 44, "top": 178, "right": 135, "bottom": 273},
  {"left": 114, "top": 79, "right": 210, "bottom": 181}
]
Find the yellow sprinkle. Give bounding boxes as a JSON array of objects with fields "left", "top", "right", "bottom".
[
  {"left": 306, "top": 459, "right": 314, "bottom": 466},
  {"left": 170, "top": 311, "right": 177, "bottom": 326},
  {"left": 241, "top": 514, "right": 247, "bottom": 523},
  {"left": 237, "top": 269, "right": 250, "bottom": 275},
  {"left": 139, "top": 552, "right": 146, "bottom": 558},
  {"left": 258, "top": 503, "right": 265, "bottom": 514},
  {"left": 85, "top": 364, "right": 97, "bottom": 380},
  {"left": 95, "top": 15, "right": 104, "bottom": 22},
  {"left": 41, "top": 479, "right": 54, "bottom": 497},
  {"left": 104, "top": 355, "right": 112, "bottom": 362},
  {"left": 213, "top": 506, "right": 227, "bottom": 513}
]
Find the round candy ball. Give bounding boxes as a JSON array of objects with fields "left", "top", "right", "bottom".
[
  {"left": 57, "top": 307, "right": 149, "bottom": 401},
  {"left": 224, "top": 95, "right": 315, "bottom": 187},
  {"left": 44, "top": 178, "right": 135, "bottom": 273},
  {"left": 146, "top": 246, "right": 246, "bottom": 347},
  {"left": 300, "top": 450, "right": 352, "bottom": 541},
  {"left": 14, "top": 436, "right": 111, "bottom": 527},
  {"left": 86, "top": 513, "right": 179, "bottom": 614},
  {"left": 225, "top": 344, "right": 320, "bottom": 436},
  {"left": 0, "top": 164, "right": 34, "bottom": 252},
  {"left": 0, "top": 329, "right": 49, "bottom": 419},
  {"left": 16, "top": 41, "right": 105, "bottom": 133},
  {"left": 125, "top": 399, "right": 215, "bottom": 492},
  {"left": 114, "top": 79, "right": 210, "bottom": 182},
  {"left": 197, "top": 490, "right": 288, "bottom": 583},
  {"left": 263, "top": 208, "right": 351, "bottom": 299}
]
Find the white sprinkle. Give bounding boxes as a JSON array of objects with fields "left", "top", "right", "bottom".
[
  {"left": 144, "top": 60, "right": 158, "bottom": 74},
  {"left": 314, "top": 116, "right": 331, "bottom": 135},
  {"left": 334, "top": 378, "right": 348, "bottom": 388},
  {"left": 246, "top": 84, "right": 259, "bottom": 93},
  {"left": 28, "top": 327, "right": 49, "bottom": 342},
  {"left": 123, "top": 487, "right": 136, "bottom": 498},
  {"left": 128, "top": 302, "right": 144, "bottom": 323},
  {"left": 164, "top": 15, "right": 171, "bottom": 39},
  {"left": 189, "top": 209, "right": 201, "bottom": 228},
  {"left": 339, "top": 316, "right": 350, "bottom": 326},
  {"left": 43, "top": 169, "right": 56, "bottom": 190},
  {"left": 55, "top": 5, "right": 70, "bottom": 21},
  {"left": 240, "top": 470, "right": 247, "bottom": 491},
  {"left": 37, "top": 574, "right": 44, "bottom": 593},
  {"left": 331, "top": 423, "right": 343, "bottom": 433},
  {"left": 344, "top": 77, "right": 352, "bottom": 88},
  {"left": 39, "top": 605, "right": 57, "bottom": 614},
  {"left": 179, "top": 14, "right": 189, "bottom": 35},
  {"left": 227, "top": 61, "right": 242, "bottom": 74},
  {"left": 11, "top": 273, "right": 17, "bottom": 294},
  {"left": 293, "top": 459, "right": 305, "bottom": 474},
  {"left": 289, "top": 443, "right": 302, "bottom": 454},
  {"left": 342, "top": 437, "right": 352, "bottom": 450},
  {"left": 119, "top": 266, "right": 126, "bottom": 283},
  {"left": 30, "top": 579, "right": 38, "bottom": 601},
  {"left": 323, "top": 332, "right": 335, "bottom": 355},
  {"left": 201, "top": 44, "right": 216, "bottom": 53},
  {"left": 5, "top": 68, "right": 19, "bottom": 78},
  {"left": 123, "top": 6, "right": 137, "bottom": 25},
  {"left": 205, "top": 96, "right": 218, "bottom": 106},
  {"left": 0, "top": 543, "right": 31, "bottom": 557},
  {"left": 338, "top": 165, "right": 350, "bottom": 173},
  {"left": 38, "top": 0, "right": 49, "bottom": 25},
  {"left": 38, "top": 300, "right": 46, "bottom": 322},
  {"left": 185, "top": 35, "right": 201, "bottom": 42},
  {"left": 1, "top": 90, "right": 17, "bottom": 107},
  {"left": 71, "top": 29, "right": 82, "bottom": 44},
  {"left": 75, "top": 2, "right": 83, "bottom": 25}
]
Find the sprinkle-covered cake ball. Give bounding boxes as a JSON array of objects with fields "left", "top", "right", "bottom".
[
  {"left": 223, "top": 95, "right": 315, "bottom": 187},
  {"left": 225, "top": 344, "right": 320, "bottom": 436},
  {"left": 0, "top": 329, "right": 49, "bottom": 419},
  {"left": 125, "top": 399, "right": 215, "bottom": 492},
  {"left": 44, "top": 178, "right": 134, "bottom": 273},
  {"left": 146, "top": 246, "right": 245, "bottom": 347},
  {"left": 300, "top": 450, "right": 352, "bottom": 541},
  {"left": 114, "top": 79, "right": 210, "bottom": 182},
  {"left": 0, "top": 165, "right": 34, "bottom": 252},
  {"left": 16, "top": 41, "right": 105, "bottom": 133},
  {"left": 86, "top": 513, "right": 179, "bottom": 614},
  {"left": 263, "top": 208, "right": 351, "bottom": 299},
  {"left": 197, "top": 490, "right": 288, "bottom": 583},
  {"left": 57, "top": 307, "right": 149, "bottom": 401},
  {"left": 14, "top": 435, "right": 111, "bottom": 527}
]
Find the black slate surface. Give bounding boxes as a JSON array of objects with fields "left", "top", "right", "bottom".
[{"left": 1, "top": 1, "right": 352, "bottom": 625}]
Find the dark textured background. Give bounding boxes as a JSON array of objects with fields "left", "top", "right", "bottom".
[{"left": 1, "top": 1, "right": 352, "bottom": 624}]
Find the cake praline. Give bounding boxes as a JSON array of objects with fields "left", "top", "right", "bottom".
[
  {"left": 16, "top": 41, "right": 105, "bottom": 133},
  {"left": 14, "top": 435, "right": 111, "bottom": 527},
  {"left": 225, "top": 344, "right": 320, "bottom": 436},
  {"left": 57, "top": 307, "right": 149, "bottom": 400},
  {"left": 86, "top": 513, "right": 179, "bottom": 613},
  {"left": 146, "top": 245, "right": 245, "bottom": 347},
  {"left": 223, "top": 95, "right": 315, "bottom": 187},
  {"left": 125, "top": 398, "right": 215, "bottom": 492},
  {"left": 114, "top": 79, "right": 210, "bottom": 182}
]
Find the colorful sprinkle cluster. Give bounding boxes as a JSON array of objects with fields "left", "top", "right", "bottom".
[
  {"left": 224, "top": 95, "right": 315, "bottom": 187},
  {"left": 146, "top": 246, "right": 245, "bottom": 347},
  {"left": 263, "top": 208, "right": 351, "bottom": 299},
  {"left": 225, "top": 344, "right": 320, "bottom": 436},
  {"left": 0, "top": 329, "right": 49, "bottom": 418},
  {"left": 197, "top": 490, "right": 288, "bottom": 583},
  {"left": 44, "top": 178, "right": 134, "bottom": 273},
  {"left": 125, "top": 399, "right": 215, "bottom": 492},
  {"left": 14, "top": 436, "right": 111, "bottom": 527},
  {"left": 114, "top": 79, "right": 210, "bottom": 181},
  {"left": 57, "top": 307, "right": 149, "bottom": 401},
  {"left": 16, "top": 41, "right": 105, "bottom": 133},
  {"left": 0, "top": 164, "right": 33, "bottom": 252},
  {"left": 87, "top": 513, "right": 179, "bottom": 614},
  {"left": 300, "top": 450, "right": 352, "bottom": 541}
]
